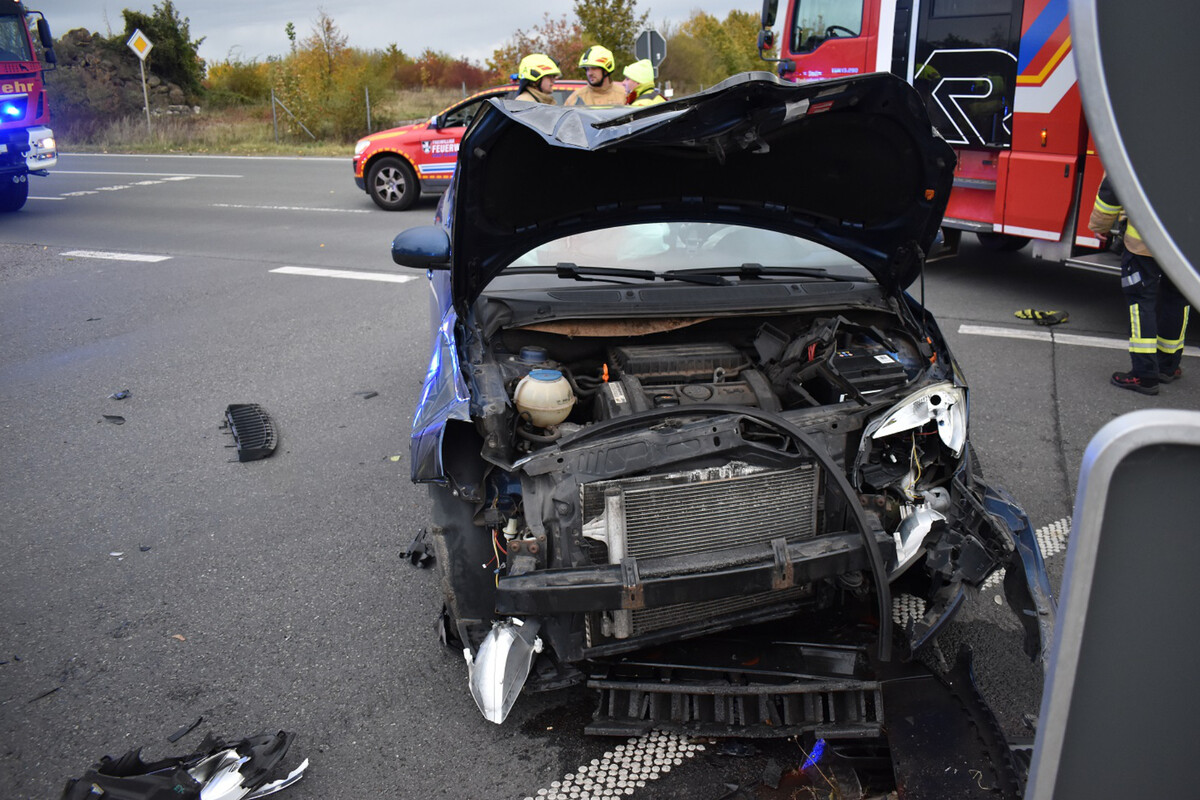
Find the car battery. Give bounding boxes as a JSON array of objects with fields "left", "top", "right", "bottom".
[{"left": 804, "top": 345, "right": 908, "bottom": 404}]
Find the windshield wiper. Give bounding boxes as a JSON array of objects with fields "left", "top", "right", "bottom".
[
  {"left": 669, "top": 263, "right": 857, "bottom": 281},
  {"left": 502, "top": 263, "right": 731, "bottom": 285}
]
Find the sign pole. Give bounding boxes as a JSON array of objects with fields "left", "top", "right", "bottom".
[
  {"left": 127, "top": 29, "right": 155, "bottom": 137},
  {"left": 139, "top": 58, "right": 151, "bottom": 136}
]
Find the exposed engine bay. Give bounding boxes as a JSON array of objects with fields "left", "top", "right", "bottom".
[{"left": 419, "top": 300, "right": 1053, "bottom": 728}]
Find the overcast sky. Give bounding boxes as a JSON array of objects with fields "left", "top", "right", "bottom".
[{"left": 45, "top": 2, "right": 748, "bottom": 66}]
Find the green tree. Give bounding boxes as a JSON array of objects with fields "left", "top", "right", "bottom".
[
  {"left": 573, "top": 0, "right": 648, "bottom": 67},
  {"left": 120, "top": 1, "right": 205, "bottom": 95},
  {"left": 660, "top": 11, "right": 767, "bottom": 94}
]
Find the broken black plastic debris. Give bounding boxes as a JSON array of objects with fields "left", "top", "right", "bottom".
[
  {"left": 102, "top": 415, "right": 125, "bottom": 425},
  {"left": 761, "top": 758, "right": 783, "bottom": 789},
  {"left": 167, "top": 717, "right": 203, "bottom": 743},
  {"left": 403, "top": 528, "right": 435, "bottom": 567},
  {"left": 714, "top": 740, "right": 759, "bottom": 758},
  {"left": 223, "top": 404, "right": 277, "bottom": 462},
  {"left": 29, "top": 686, "right": 59, "bottom": 703},
  {"left": 60, "top": 730, "right": 308, "bottom": 800},
  {"left": 355, "top": 391, "right": 378, "bottom": 399},
  {"left": 109, "top": 389, "right": 131, "bottom": 400},
  {"left": 139, "top": 546, "right": 152, "bottom": 552}
]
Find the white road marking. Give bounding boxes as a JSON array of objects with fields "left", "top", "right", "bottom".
[
  {"left": 214, "top": 203, "right": 369, "bottom": 214},
  {"left": 62, "top": 250, "right": 172, "bottom": 263},
  {"left": 527, "top": 731, "right": 703, "bottom": 800},
  {"left": 54, "top": 170, "right": 241, "bottom": 178},
  {"left": 270, "top": 266, "right": 416, "bottom": 283},
  {"left": 958, "top": 323, "right": 1200, "bottom": 357},
  {"left": 28, "top": 196, "right": 64, "bottom": 201}
]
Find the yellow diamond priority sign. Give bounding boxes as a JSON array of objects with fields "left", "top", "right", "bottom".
[{"left": 127, "top": 28, "right": 153, "bottom": 61}]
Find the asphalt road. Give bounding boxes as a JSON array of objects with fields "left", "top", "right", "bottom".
[{"left": 2, "top": 154, "right": 1198, "bottom": 799}]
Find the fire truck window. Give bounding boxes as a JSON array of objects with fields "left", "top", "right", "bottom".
[
  {"left": 931, "top": 0, "right": 1013, "bottom": 17},
  {"left": 791, "top": 0, "right": 864, "bottom": 54},
  {"left": 0, "top": 16, "right": 35, "bottom": 61}
]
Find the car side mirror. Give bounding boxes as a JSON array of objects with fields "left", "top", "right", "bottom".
[{"left": 392, "top": 225, "right": 450, "bottom": 270}]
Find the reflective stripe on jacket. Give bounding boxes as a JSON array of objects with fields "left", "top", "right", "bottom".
[
  {"left": 1088, "top": 175, "right": 1152, "bottom": 257},
  {"left": 631, "top": 86, "right": 666, "bottom": 107}
]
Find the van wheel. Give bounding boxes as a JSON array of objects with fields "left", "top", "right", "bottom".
[{"left": 367, "top": 157, "right": 418, "bottom": 211}]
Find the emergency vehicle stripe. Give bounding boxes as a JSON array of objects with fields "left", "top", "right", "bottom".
[
  {"left": 1017, "top": 35, "right": 1072, "bottom": 86},
  {"left": 1017, "top": 0, "right": 1069, "bottom": 73},
  {"left": 1013, "top": 49, "right": 1076, "bottom": 115}
]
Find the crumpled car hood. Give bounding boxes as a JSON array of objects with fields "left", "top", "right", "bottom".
[{"left": 448, "top": 71, "right": 955, "bottom": 306}]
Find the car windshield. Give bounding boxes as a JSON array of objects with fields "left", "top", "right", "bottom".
[{"left": 500, "top": 222, "right": 870, "bottom": 283}]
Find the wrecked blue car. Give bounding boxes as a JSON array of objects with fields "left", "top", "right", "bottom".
[{"left": 390, "top": 71, "right": 1055, "bottom": 728}]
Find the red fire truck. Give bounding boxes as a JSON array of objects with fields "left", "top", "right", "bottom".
[
  {"left": 1, "top": 0, "right": 56, "bottom": 212},
  {"left": 759, "top": 0, "right": 1115, "bottom": 271}
]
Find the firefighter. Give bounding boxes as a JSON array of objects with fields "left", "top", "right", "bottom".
[
  {"left": 514, "top": 54, "right": 561, "bottom": 104},
  {"left": 622, "top": 59, "right": 666, "bottom": 106},
  {"left": 565, "top": 45, "right": 627, "bottom": 106},
  {"left": 1088, "top": 175, "right": 1190, "bottom": 395}
]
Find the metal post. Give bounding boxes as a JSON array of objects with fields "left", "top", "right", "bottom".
[
  {"left": 139, "top": 58, "right": 152, "bottom": 136},
  {"left": 271, "top": 88, "right": 279, "bottom": 143},
  {"left": 365, "top": 86, "right": 371, "bottom": 133}
]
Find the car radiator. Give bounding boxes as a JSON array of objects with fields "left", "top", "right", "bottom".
[{"left": 582, "top": 462, "right": 820, "bottom": 640}]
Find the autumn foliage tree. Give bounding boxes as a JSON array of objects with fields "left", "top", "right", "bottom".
[{"left": 488, "top": 14, "right": 586, "bottom": 82}]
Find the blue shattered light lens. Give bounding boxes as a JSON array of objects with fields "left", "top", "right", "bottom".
[{"left": 801, "top": 738, "right": 826, "bottom": 771}]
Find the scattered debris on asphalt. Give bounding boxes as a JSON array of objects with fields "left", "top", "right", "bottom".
[
  {"left": 223, "top": 404, "right": 278, "bottom": 462},
  {"left": 109, "top": 552, "right": 124, "bottom": 558},
  {"left": 168, "top": 717, "right": 204, "bottom": 744},
  {"left": 403, "top": 528, "right": 434, "bottom": 567},
  {"left": 1014, "top": 308, "right": 1069, "bottom": 325},
  {"left": 355, "top": 391, "right": 378, "bottom": 399},
  {"left": 60, "top": 730, "right": 308, "bottom": 800},
  {"left": 102, "top": 415, "right": 125, "bottom": 425},
  {"left": 139, "top": 545, "right": 152, "bottom": 552},
  {"left": 28, "top": 686, "right": 60, "bottom": 703},
  {"left": 109, "top": 389, "right": 131, "bottom": 400}
]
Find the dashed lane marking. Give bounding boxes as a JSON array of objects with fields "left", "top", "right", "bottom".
[
  {"left": 527, "top": 731, "right": 703, "bottom": 800},
  {"left": 62, "top": 250, "right": 171, "bottom": 263},
  {"left": 269, "top": 266, "right": 416, "bottom": 284},
  {"left": 213, "top": 203, "right": 370, "bottom": 214},
  {"left": 958, "top": 324, "right": 1200, "bottom": 357}
]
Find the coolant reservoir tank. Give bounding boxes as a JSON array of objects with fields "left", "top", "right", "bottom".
[{"left": 514, "top": 369, "right": 575, "bottom": 427}]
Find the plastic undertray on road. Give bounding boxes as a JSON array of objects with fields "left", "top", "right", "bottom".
[{"left": 224, "top": 403, "right": 278, "bottom": 462}]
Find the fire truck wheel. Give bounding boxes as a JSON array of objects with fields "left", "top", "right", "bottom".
[
  {"left": 1, "top": 177, "right": 29, "bottom": 213},
  {"left": 367, "top": 156, "right": 418, "bottom": 211},
  {"left": 976, "top": 232, "right": 1030, "bottom": 252}
]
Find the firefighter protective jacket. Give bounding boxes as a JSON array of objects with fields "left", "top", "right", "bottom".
[
  {"left": 630, "top": 86, "right": 666, "bottom": 107},
  {"left": 1088, "top": 175, "right": 1152, "bottom": 258},
  {"left": 565, "top": 81, "right": 628, "bottom": 106}
]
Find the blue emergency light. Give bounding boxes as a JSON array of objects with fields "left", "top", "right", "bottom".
[{"left": 2, "top": 101, "right": 24, "bottom": 118}]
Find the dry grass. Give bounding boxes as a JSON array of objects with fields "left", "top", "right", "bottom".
[{"left": 62, "top": 87, "right": 489, "bottom": 156}]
